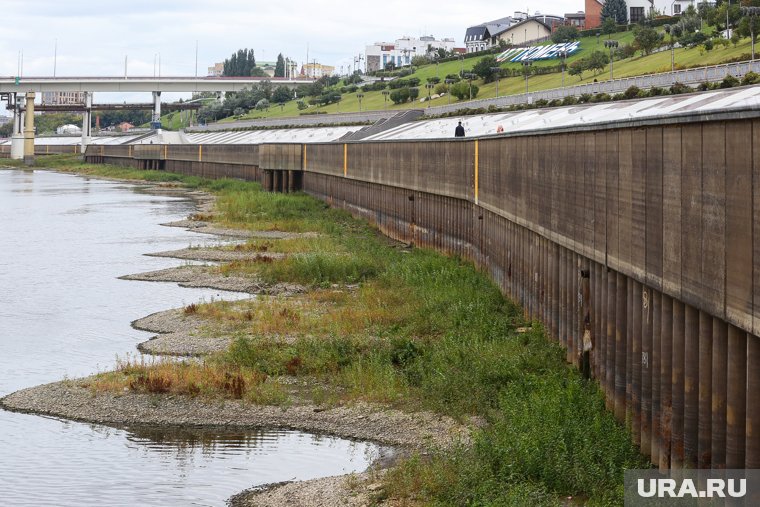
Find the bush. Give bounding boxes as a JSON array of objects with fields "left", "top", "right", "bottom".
[
  {"left": 409, "top": 87, "right": 420, "bottom": 100},
  {"left": 434, "top": 83, "right": 448, "bottom": 95},
  {"left": 579, "top": 93, "right": 593, "bottom": 103},
  {"left": 742, "top": 72, "right": 760, "bottom": 85},
  {"left": 611, "top": 93, "right": 626, "bottom": 100},
  {"left": 561, "top": 95, "right": 578, "bottom": 105},
  {"left": 389, "top": 88, "right": 410, "bottom": 104},
  {"left": 623, "top": 85, "right": 641, "bottom": 99},
  {"left": 589, "top": 93, "right": 611, "bottom": 102},
  {"left": 719, "top": 74, "right": 740, "bottom": 88},
  {"left": 670, "top": 81, "right": 691, "bottom": 94},
  {"left": 648, "top": 86, "right": 666, "bottom": 96}
]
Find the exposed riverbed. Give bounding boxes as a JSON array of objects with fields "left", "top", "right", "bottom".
[{"left": 0, "top": 169, "right": 381, "bottom": 506}]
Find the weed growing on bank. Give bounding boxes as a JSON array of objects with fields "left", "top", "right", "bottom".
[{"left": 41, "top": 157, "right": 647, "bottom": 504}]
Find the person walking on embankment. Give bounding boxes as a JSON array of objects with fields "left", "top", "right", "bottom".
[{"left": 454, "top": 121, "right": 465, "bottom": 137}]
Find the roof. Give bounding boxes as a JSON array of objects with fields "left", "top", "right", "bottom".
[
  {"left": 498, "top": 16, "right": 554, "bottom": 34},
  {"left": 363, "top": 86, "right": 760, "bottom": 141}
]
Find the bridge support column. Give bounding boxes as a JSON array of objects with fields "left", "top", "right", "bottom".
[
  {"left": 23, "top": 92, "right": 35, "bottom": 165},
  {"left": 152, "top": 91, "right": 161, "bottom": 130},
  {"left": 81, "top": 92, "right": 92, "bottom": 154},
  {"left": 10, "top": 94, "right": 24, "bottom": 160}
]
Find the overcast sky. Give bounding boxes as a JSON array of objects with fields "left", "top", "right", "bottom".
[{"left": 1, "top": 0, "right": 582, "bottom": 107}]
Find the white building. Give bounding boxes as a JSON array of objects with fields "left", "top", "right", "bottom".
[
  {"left": 365, "top": 35, "right": 456, "bottom": 72},
  {"left": 464, "top": 12, "right": 564, "bottom": 53},
  {"left": 56, "top": 124, "right": 82, "bottom": 135}
]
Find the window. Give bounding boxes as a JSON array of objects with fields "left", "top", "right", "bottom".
[
  {"left": 674, "top": 4, "right": 681, "bottom": 14},
  {"left": 630, "top": 7, "right": 645, "bottom": 23}
]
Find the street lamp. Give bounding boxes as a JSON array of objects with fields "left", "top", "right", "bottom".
[
  {"left": 444, "top": 78, "right": 455, "bottom": 104},
  {"left": 382, "top": 89, "right": 389, "bottom": 110},
  {"left": 457, "top": 54, "right": 465, "bottom": 76},
  {"left": 741, "top": 6, "right": 760, "bottom": 60},
  {"left": 356, "top": 92, "right": 364, "bottom": 112},
  {"left": 464, "top": 73, "right": 475, "bottom": 100},
  {"left": 557, "top": 50, "right": 568, "bottom": 88},
  {"left": 425, "top": 82, "right": 435, "bottom": 106},
  {"left": 522, "top": 60, "right": 533, "bottom": 94},
  {"left": 490, "top": 66, "right": 502, "bottom": 97},
  {"left": 604, "top": 39, "right": 619, "bottom": 80}
]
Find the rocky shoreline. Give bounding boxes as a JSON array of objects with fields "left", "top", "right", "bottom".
[{"left": 0, "top": 179, "right": 472, "bottom": 506}]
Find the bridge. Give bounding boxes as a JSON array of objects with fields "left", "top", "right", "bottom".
[{"left": 1, "top": 76, "right": 316, "bottom": 162}]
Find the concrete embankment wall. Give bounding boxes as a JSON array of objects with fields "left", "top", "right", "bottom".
[{"left": 84, "top": 118, "right": 760, "bottom": 471}]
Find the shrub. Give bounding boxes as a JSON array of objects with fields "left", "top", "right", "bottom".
[
  {"left": 623, "top": 85, "right": 641, "bottom": 99},
  {"left": 589, "top": 92, "right": 611, "bottom": 102},
  {"left": 561, "top": 95, "right": 578, "bottom": 105},
  {"left": 611, "top": 93, "right": 626, "bottom": 101},
  {"left": 697, "top": 81, "right": 711, "bottom": 91},
  {"left": 534, "top": 99, "right": 549, "bottom": 107},
  {"left": 408, "top": 87, "right": 420, "bottom": 100},
  {"left": 434, "top": 83, "right": 448, "bottom": 95},
  {"left": 648, "top": 86, "right": 666, "bottom": 96},
  {"left": 719, "top": 74, "right": 740, "bottom": 88},
  {"left": 579, "top": 93, "right": 593, "bottom": 103},
  {"left": 742, "top": 72, "right": 760, "bottom": 85},
  {"left": 390, "top": 88, "right": 410, "bottom": 104},
  {"left": 670, "top": 81, "right": 690, "bottom": 94}
]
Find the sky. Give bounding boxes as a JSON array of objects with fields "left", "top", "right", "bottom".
[{"left": 0, "top": 0, "right": 583, "bottom": 108}]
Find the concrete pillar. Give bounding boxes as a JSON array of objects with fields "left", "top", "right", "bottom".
[
  {"left": 152, "top": 91, "right": 162, "bottom": 130},
  {"left": 23, "top": 92, "right": 35, "bottom": 165},
  {"left": 81, "top": 92, "right": 92, "bottom": 154},
  {"left": 10, "top": 94, "right": 24, "bottom": 160}
]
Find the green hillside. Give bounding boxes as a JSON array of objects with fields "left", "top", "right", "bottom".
[{"left": 180, "top": 25, "right": 757, "bottom": 126}]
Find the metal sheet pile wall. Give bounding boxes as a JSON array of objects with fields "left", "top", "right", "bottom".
[{"left": 299, "top": 121, "right": 760, "bottom": 471}]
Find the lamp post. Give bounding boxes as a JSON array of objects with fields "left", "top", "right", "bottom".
[
  {"left": 356, "top": 92, "right": 364, "bottom": 112},
  {"left": 604, "top": 39, "right": 619, "bottom": 80},
  {"left": 557, "top": 50, "right": 568, "bottom": 88},
  {"left": 445, "top": 78, "right": 455, "bottom": 104},
  {"left": 742, "top": 6, "right": 760, "bottom": 60},
  {"left": 490, "top": 66, "right": 501, "bottom": 97},
  {"left": 464, "top": 73, "right": 475, "bottom": 100},
  {"left": 425, "top": 82, "right": 435, "bottom": 106},
  {"left": 522, "top": 60, "right": 533, "bottom": 94},
  {"left": 458, "top": 54, "right": 464, "bottom": 76},
  {"left": 382, "top": 89, "right": 389, "bottom": 110}
]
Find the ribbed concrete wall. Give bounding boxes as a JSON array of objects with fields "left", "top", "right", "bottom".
[{"left": 83, "top": 116, "right": 760, "bottom": 470}]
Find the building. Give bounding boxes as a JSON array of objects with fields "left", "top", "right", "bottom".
[
  {"left": 207, "top": 63, "right": 224, "bottom": 77},
  {"left": 41, "top": 91, "right": 86, "bottom": 106},
  {"left": 56, "top": 124, "right": 81, "bottom": 135},
  {"left": 365, "top": 35, "right": 456, "bottom": 72},
  {"left": 300, "top": 63, "right": 335, "bottom": 79},
  {"left": 565, "top": 11, "right": 586, "bottom": 28},
  {"left": 464, "top": 13, "right": 564, "bottom": 53},
  {"left": 585, "top": 0, "right": 707, "bottom": 29}
]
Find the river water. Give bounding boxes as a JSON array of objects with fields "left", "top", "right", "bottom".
[{"left": 0, "top": 169, "right": 379, "bottom": 506}]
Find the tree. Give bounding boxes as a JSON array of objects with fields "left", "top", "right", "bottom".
[
  {"left": 274, "top": 53, "right": 285, "bottom": 78},
  {"left": 601, "top": 0, "right": 628, "bottom": 25},
  {"left": 587, "top": 50, "right": 610, "bottom": 75},
  {"left": 602, "top": 17, "right": 617, "bottom": 37},
  {"left": 568, "top": 59, "right": 588, "bottom": 79},
  {"left": 633, "top": 26, "right": 664, "bottom": 55},
  {"left": 552, "top": 25, "right": 580, "bottom": 43},
  {"left": 255, "top": 99, "right": 269, "bottom": 111},
  {"left": 449, "top": 81, "right": 479, "bottom": 100},
  {"left": 223, "top": 48, "right": 256, "bottom": 77},
  {"left": 472, "top": 56, "right": 499, "bottom": 82},
  {"left": 272, "top": 85, "right": 293, "bottom": 104}
]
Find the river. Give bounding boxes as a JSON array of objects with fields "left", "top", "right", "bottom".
[{"left": 0, "top": 168, "right": 379, "bottom": 506}]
